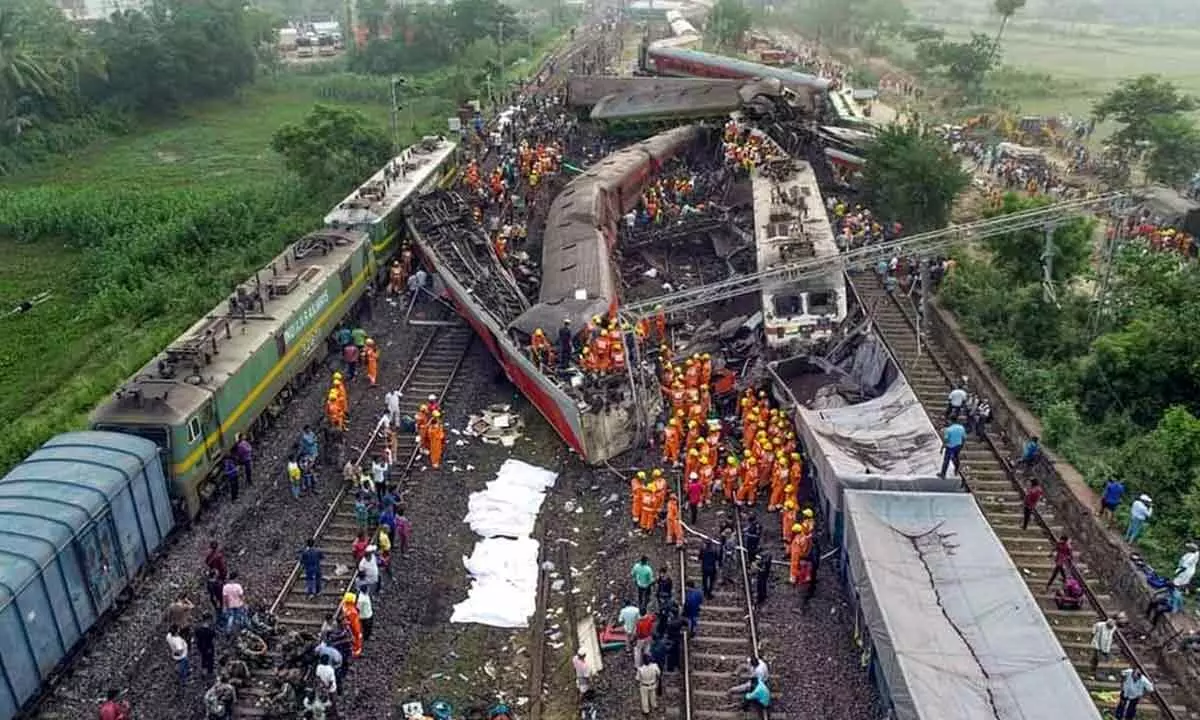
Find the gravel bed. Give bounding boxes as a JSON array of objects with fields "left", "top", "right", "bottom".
[{"left": 34, "top": 296, "right": 436, "bottom": 720}]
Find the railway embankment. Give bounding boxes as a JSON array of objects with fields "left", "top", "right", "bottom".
[{"left": 926, "top": 296, "right": 1200, "bottom": 711}]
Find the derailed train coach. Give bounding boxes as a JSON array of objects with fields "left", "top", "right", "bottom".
[{"left": 418, "top": 127, "right": 702, "bottom": 463}]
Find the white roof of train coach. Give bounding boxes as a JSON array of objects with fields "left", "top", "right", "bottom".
[{"left": 324, "top": 139, "right": 457, "bottom": 230}]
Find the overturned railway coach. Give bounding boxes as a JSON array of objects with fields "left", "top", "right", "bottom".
[
  {"left": 411, "top": 127, "right": 702, "bottom": 462},
  {"left": 88, "top": 139, "right": 459, "bottom": 518}
]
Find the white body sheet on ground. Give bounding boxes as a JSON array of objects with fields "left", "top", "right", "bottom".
[
  {"left": 796, "top": 375, "right": 958, "bottom": 513},
  {"left": 843, "top": 490, "right": 1101, "bottom": 720},
  {"left": 450, "top": 459, "right": 558, "bottom": 628}
]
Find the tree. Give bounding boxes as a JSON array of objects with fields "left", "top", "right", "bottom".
[
  {"left": 1144, "top": 114, "right": 1200, "bottom": 187},
  {"left": 992, "top": 0, "right": 1026, "bottom": 48},
  {"left": 983, "top": 192, "right": 1095, "bottom": 286},
  {"left": 706, "top": 0, "right": 751, "bottom": 51},
  {"left": 861, "top": 121, "right": 969, "bottom": 233},
  {"left": 271, "top": 104, "right": 392, "bottom": 192},
  {"left": 915, "top": 33, "right": 999, "bottom": 95},
  {"left": 1093, "top": 74, "right": 1196, "bottom": 160}
]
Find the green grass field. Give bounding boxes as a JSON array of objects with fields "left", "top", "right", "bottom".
[
  {"left": 0, "top": 75, "right": 399, "bottom": 470},
  {"left": 936, "top": 20, "right": 1200, "bottom": 118}
]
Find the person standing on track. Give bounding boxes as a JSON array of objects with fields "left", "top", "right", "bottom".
[
  {"left": 385, "top": 388, "right": 401, "bottom": 428},
  {"left": 686, "top": 473, "right": 703, "bottom": 525},
  {"left": 618, "top": 600, "right": 640, "bottom": 652},
  {"left": 683, "top": 580, "right": 703, "bottom": 637},
  {"left": 1022, "top": 478, "right": 1043, "bottom": 530},
  {"left": 1046, "top": 535, "right": 1073, "bottom": 589},
  {"left": 363, "top": 338, "right": 379, "bottom": 387},
  {"left": 394, "top": 506, "right": 412, "bottom": 555},
  {"left": 357, "top": 586, "right": 375, "bottom": 642},
  {"left": 632, "top": 556, "right": 654, "bottom": 612},
  {"left": 194, "top": 613, "right": 217, "bottom": 677},
  {"left": 341, "top": 592, "right": 363, "bottom": 657},
  {"left": 233, "top": 434, "right": 253, "bottom": 486},
  {"left": 428, "top": 411, "right": 446, "bottom": 469},
  {"left": 222, "top": 456, "right": 240, "bottom": 502},
  {"left": 1090, "top": 618, "right": 1116, "bottom": 679},
  {"left": 1115, "top": 667, "right": 1154, "bottom": 719},
  {"left": 939, "top": 419, "right": 966, "bottom": 479},
  {"left": 665, "top": 492, "right": 683, "bottom": 547},
  {"left": 166, "top": 626, "right": 189, "bottom": 687},
  {"left": 635, "top": 656, "right": 661, "bottom": 716},
  {"left": 301, "top": 538, "right": 323, "bottom": 598},
  {"left": 700, "top": 540, "right": 720, "bottom": 599},
  {"left": 221, "top": 571, "right": 247, "bottom": 633}
]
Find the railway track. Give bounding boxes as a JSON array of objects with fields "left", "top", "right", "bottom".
[
  {"left": 852, "top": 273, "right": 1188, "bottom": 720},
  {"left": 669, "top": 504, "right": 773, "bottom": 720},
  {"left": 233, "top": 323, "right": 473, "bottom": 718}
]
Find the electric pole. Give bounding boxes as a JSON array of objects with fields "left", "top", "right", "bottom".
[
  {"left": 1041, "top": 221, "right": 1058, "bottom": 306},
  {"left": 497, "top": 19, "right": 505, "bottom": 108}
]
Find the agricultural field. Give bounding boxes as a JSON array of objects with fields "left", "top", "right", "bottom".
[
  {"left": 0, "top": 75, "right": 416, "bottom": 473},
  {"left": 936, "top": 20, "right": 1200, "bottom": 117}
]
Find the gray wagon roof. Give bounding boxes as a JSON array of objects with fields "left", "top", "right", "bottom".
[{"left": 0, "top": 432, "right": 159, "bottom": 605}]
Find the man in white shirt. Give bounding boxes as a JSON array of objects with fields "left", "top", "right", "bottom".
[
  {"left": 1126, "top": 495, "right": 1153, "bottom": 542},
  {"left": 1173, "top": 543, "right": 1198, "bottom": 589},
  {"left": 385, "top": 390, "right": 401, "bottom": 428},
  {"left": 618, "top": 601, "right": 640, "bottom": 651},
  {"left": 1116, "top": 667, "right": 1153, "bottom": 719},
  {"left": 728, "top": 655, "right": 769, "bottom": 694},
  {"left": 358, "top": 547, "right": 380, "bottom": 596},
  {"left": 166, "top": 626, "right": 189, "bottom": 686},
  {"left": 946, "top": 386, "right": 968, "bottom": 420},
  {"left": 1090, "top": 619, "right": 1116, "bottom": 679},
  {"left": 315, "top": 655, "right": 338, "bottom": 695},
  {"left": 635, "top": 658, "right": 661, "bottom": 715},
  {"left": 357, "top": 589, "right": 375, "bottom": 642}
]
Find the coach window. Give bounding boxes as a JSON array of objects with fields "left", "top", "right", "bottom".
[
  {"left": 187, "top": 417, "right": 202, "bottom": 444},
  {"left": 807, "top": 291, "right": 835, "bottom": 316}
]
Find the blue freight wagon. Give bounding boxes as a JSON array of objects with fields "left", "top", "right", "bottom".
[{"left": 0, "top": 431, "right": 174, "bottom": 720}]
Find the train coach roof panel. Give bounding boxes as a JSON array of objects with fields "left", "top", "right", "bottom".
[
  {"left": 0, "top": 432, "right": 160, "bottom": 603},
  {"left": 324, "top": 139, "right": 458, "bottom": 228},
  {"left": 648, "top": 46, "right": 832, "bottom": 91},
  {"left": 590, "top": 85, "right": 745, "bottom": 120},
  {"left": 843, "top": 490, "right": 1102, "bottom": 720}
]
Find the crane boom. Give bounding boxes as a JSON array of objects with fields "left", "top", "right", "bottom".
[{"left": 621, "top": 191, "right": 1127, "bottom": 319}]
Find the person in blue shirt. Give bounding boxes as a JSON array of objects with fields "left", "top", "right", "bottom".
[
  {"left": 743, "top": 676, "right": 771, "bottom": 710},
  {"left": 683, "top": 581, "right": 704, "bottom": 637},
  {"left": 940, "top": 421, "right": 967, "bottom": 479},
  {"left": 1099, "top": 479, "right": 1126, "bottom": 522},
  {"left": 299, "top": 425, "right": 319, "bottom": 461},
  {"left": 300, "top": 538, "right": 324, "bottom": 597},
  {"left": 1017, "top": 436, "right": 1041, "bottom": 470}
]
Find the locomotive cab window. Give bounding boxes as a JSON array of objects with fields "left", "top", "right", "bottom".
[{"left": 187, "top": 417, "right": 202, "bottom": 444}]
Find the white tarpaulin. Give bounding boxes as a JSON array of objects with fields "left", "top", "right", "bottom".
[
  {"left": 797, "top": 375, "right": 959, "bottom": 512},
  {"left": 843, "top": 491, "right": 1100, "bottom": 720},
  {"left": 450, "top": 459, "right": 558, "bottom": 628}
]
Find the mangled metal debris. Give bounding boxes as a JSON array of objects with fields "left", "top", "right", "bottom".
[{"left": 464, "top": 404, "right": 526, "bottom": 446}]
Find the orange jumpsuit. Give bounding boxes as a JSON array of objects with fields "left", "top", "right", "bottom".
[
  {"left": 768, "top": 464, "right": 788, "bottom": 511},
  {"left": 326, "top": 398, "right": 346, "bottom": 430},
  {"left": 530, "top": 331, "right": 550, "bottom": 366},
  {"left": 782, "top": 508, "right": 797, "bottom": 543},
  {"left": 416, "top": 408, "right": 431, "bottom": 452},
  {"left": 665, "top": 497, "right": 683, "bottom": 546},
  {"left": 790, "top": 460, "right": 803, "bottom": 493},
  {"left": 737, "top": 462, "right": 758, "bottom": 505},
  {"left": 722, "top": 463, "right": 739, "bottom": 503},
  {"left": 342, "top": 600, "right": 363, "bottom": 656},
  {"left": 639, "top": 484, "right": 659, "bottom": 531},
  {"left": 790, "top": 532, "right": 812, "bottom": 585},
  {"left": 428, "top": 420, "right": 445, "bottom": 468},
  {"left": 698, "top": 464, "right": 716, "bottom": 504},
  {"left": 663, "top": 425, "right": 681, "bottom": 465},
  {"left": 364, "top": 345, "right": 379, "bottom": 386},
  {"left": 654, "top": 308, "right": 667, "bottom": 341},
  {"left": 333, "top": 379, "right": 348, "bottom": 414},
  {"left": 593, "top": 335, "right": 611, "bottom": 372}
]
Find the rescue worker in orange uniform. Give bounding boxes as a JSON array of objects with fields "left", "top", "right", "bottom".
[
  {"left": 611, "top": 336, "right": 627, "bottom": 373},
  {"left": 326, "top": 390, "right": 346, "bottom": 431},
  {"left": 631, "top": 471, "right": 647, "bottom": 524},
  {"left": 789, "top": 453, "right": 803, "bottom": 494},
  {"left": 722, "top": 455, "right": 740, "bottom": 503},
  {"left": 665, "top": 493, "right": 683, "bottom": 546},
  {"left": 789, "top": 524, "right": 812, "bottom": 585},
  {"left": 593, "top": 331, "right": 612, "bottom": 373},
  {"left": 797, "top": 507, "right": 815, "bottom": 540},
  {"left": 699, "top": 353, "right": 712, "bottom": 388},
  {"left": 768, "top": 453, "right": 789, "bottom": 511},
  {"left": 684, "top": 419, "right": 701, "bottom": 454},
  {"left": 342, "top": 592, "right": 363, "bottom": 656},
  {"left": 684, "top": 357, "right": 700, "bottom": 388},
  {"left": 683, "top": 447, "right": 700, "bottom": 483},
  {"left": 363, "top": 338, "right": 379, "bottom": 387},
  {"left": 415, "top": 403, "right": 431, "bottom": 454},
  {"left": 781, "top": 499, "right": 798, "bottom": 543},
  {"left": 662, "top": 419, "right": 682, "bottom": 466},
  {"left": 332, "top": 372, "right": 348, "bottom": 415},
  {"left": 669, "top": 382, "right": 687, "bottom": 417},
  {"left": 634, "top": 318, "right": 650, "bottom": 350},
  {"left": 697, "top": 456, "right": 716, "bottom": 505},
  {"left": 737, "top": 456, "right": 758, "bottom": 505},
  {"left": 530, "top": 328, "right": 550, "bottom": 369},
  {"left": 639, "top": 481, "right": 659, "bottom": 532},
  {"left": 428, "top": 411, "right": 446, "bottom": 469},
  {"left": 654, "top": 304, "right": 667, "bottom": 342}
]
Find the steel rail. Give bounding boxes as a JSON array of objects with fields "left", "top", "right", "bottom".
[
  {"left": 675, "top": 475, "right": 697, "bottom": 720},
  {"left": 731, "top": 511, "right": 769, "bottom": 720},
  {"left": 621, "top": 192, "right": 1128, "bottom": 319},
  {"left": 268, "top": 328, "right": 464, "bottom": 615},
  {"left": 862, "top": 273, "right": 1179, "bottom": 720}
]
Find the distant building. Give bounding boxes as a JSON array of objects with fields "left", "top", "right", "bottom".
[{"left": 55, "top": 0, "right": 146, "bottom": 22}]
